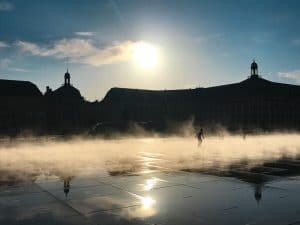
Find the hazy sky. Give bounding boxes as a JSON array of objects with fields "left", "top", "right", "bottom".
[{"left": 0, "top": 0, "right": 300, "bottom": 100}]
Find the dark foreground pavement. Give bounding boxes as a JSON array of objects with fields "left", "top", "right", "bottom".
[{"left": 1, "top": 155, "right": 300, "bottom": 225}]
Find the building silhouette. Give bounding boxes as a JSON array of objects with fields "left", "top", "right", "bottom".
[
  {"left": 100, "top": 61, "right": 300, "bottom": 132},
  {"left": 43, "top": 70, "right": 97, "bottom": 134},
  {"left": 0, "top": 70, "right": 97, "bottom": 135},
  {"left": 64, "top": 69, "right": 70, "bottom": 86},
  {"left": 0, "top": 61, "right": 299, "bottom": 135},
  {"left": 0, "top": 79, "right": 43, "bottom": 134},
  {"left": 45, "top": 70, "right": 83, "bottom": 101},
  {"left": 0, "top": 79, "right": 41, "bottom": 97}
]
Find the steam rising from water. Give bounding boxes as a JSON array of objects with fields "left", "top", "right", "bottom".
[{"left": 0, "top": 133, "right": 300, "bottom": 183}]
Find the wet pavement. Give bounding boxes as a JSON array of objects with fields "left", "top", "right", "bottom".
[{"left": 1, "top": 146, "right": 300, "bottom": 224}]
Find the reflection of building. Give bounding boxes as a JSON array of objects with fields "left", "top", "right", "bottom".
[
  {"left": 254, "top": 183, "right": 262, "bottom": 203},
  {"left": 194, "top": 156, "right": 300, "bottom": 204}
]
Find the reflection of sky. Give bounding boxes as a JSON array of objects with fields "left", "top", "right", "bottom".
[{"left": 1, "top": 1, "right": 300, "bottom": 100}]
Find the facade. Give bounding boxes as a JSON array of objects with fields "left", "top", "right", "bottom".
[
  {"left": 0, "top": 71, "right": 98, "bottom": 135},
  {"left": 0, "top": 79, "right": 44, "bottom": 134},
  {"left": 43, "top": 70, "right": 97, "bottom": 134},
  {"left": 101, "top": 61, "right": 300, "bottom": 131},
  {"left": 0, "top": 61, "right": 299, "bottom": 135},
  {"left": 45, "top": 70, "right": 84, "bottom": 101}
]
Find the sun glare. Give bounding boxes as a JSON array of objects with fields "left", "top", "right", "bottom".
[
  {"left": 133, "top": 42, "right": 158, "bottom": 69},
  {"left": 141, "top": 196, "right": 156, "bottom": 208}
]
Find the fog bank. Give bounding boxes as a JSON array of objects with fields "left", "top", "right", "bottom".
[{"left": 0, "top": 133, "right": 300, "bottom": 183}]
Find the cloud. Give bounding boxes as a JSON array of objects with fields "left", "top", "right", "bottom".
[
  {"left": 0, "top": 1, "right": 13, "bottom": 11},
  {"left": 16, "top": 41, "right": 44, "bottom": 55},
  {"left": 16, "top": 39, "right": 96, "bottom": 58},
  {"left": 84, "top": 41, "right": 135, "bottom": 66},
  {"left": 75, "top": 32, "right": 96, "bottom": 36},
  {"left": 16, "top": 38, "right": 140, "bottom": 66},
  {"left": 0, "top": 41, "right": 9, "bottom": 48},
  {"left": 278, "top": 70, "right": 300, "bottom": 82}
]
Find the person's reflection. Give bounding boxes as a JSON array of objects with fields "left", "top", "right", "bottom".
[
  {"left": 254, "top": 183, "right": 262, "bottom": 203},
  {"left": 63, "top": 177, "right": 72, "bottom": 197}
]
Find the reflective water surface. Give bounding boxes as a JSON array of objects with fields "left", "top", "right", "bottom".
[{"left": 1, "top": 134, "right": 300, "bottom": 225}]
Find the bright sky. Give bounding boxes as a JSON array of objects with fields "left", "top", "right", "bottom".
[{"left": 0, "top": 0, "right": 300, "bottom": 100}]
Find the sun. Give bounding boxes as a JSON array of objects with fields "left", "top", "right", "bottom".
[{"left": 133, "top": 42, "right": 158, "bottom": 69}]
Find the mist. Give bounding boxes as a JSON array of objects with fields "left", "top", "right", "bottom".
[{"left": 1, "top": 132, "right": 300, "bottom": 185}]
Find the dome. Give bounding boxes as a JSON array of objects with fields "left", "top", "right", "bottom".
[
  {"left": 46, "top": 69, "right": 83, "bottom": 101},
  {"left": 52, "top": 85, "right": 83, "bottom": 101}
]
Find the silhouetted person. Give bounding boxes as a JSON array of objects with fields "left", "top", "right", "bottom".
[
  {"left": 197, "top": 128, "right": 204, "bottom": 146},
  {"left": 63, "top": 179, "right": 70, "bottom": 197}
]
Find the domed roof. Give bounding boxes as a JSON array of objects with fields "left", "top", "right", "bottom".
[{"left": 52, "top": 84, "right": 83, "bottom": 100}]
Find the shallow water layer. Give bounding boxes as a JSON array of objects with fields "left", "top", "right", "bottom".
[{"left": 1, "top": 134, "right": 300, "bottom": 225}]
